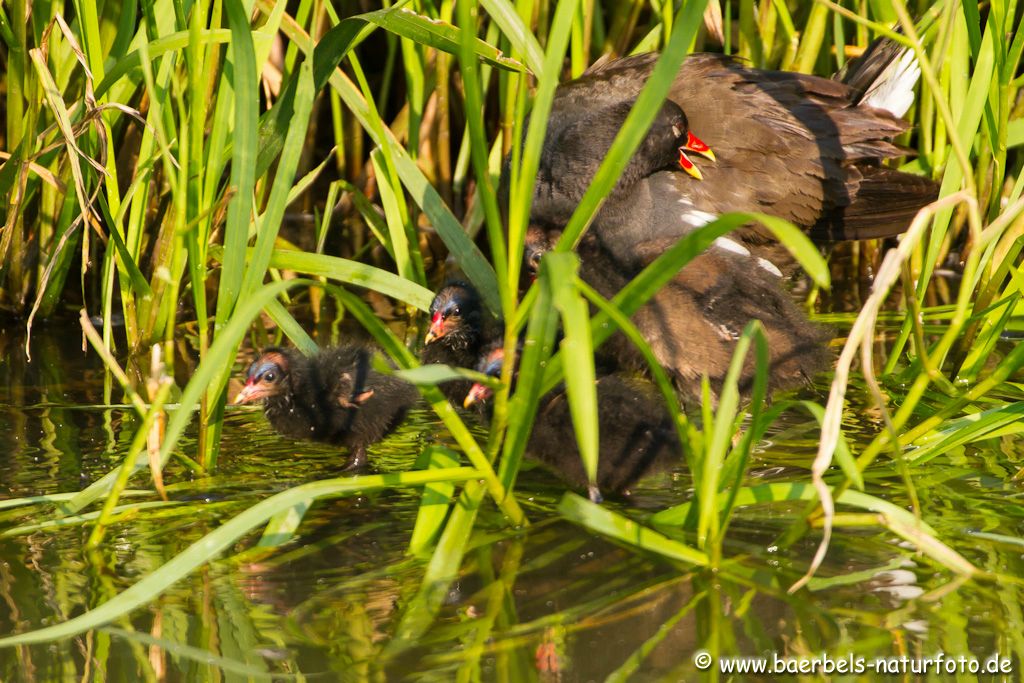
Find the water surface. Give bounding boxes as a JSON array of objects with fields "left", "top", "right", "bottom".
[{"left": 1, "top": 322, "right": 1021, "bottom": 680}]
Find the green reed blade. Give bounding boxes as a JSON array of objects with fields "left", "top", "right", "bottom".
[
  {"left": 711, "top": 322, "right": 770, "bottom": 548},
  {"left": 96, "top": 194, "right": 152, "bottom": 299},
  {"left": 697, "top": 322, "right": 765, "bottom": 549},
  {"left": 554, "top": 0, "right": 707, "bottom": 252},
  {"left": 652, "top": 482, "right": 975, "bottom": 574},
  {"left": 0, "top": 469, "right": 479, "bottom": 648},
  {"left": 95, "top": 29, "right": 232, "bottom": 97},
  {"left": 546, "top": 252, "right": 599, "bottom": 486},
  {"left": 369, "top": 146, "right": 416, "bottom": 282},
  {"left": 503, "top": 0, "right": 579, "bottom": 295},
  {"left": 395, "top": 364, "right": 491, "bottom": 387},
  {"left": 262, "top": 298, "right": 318, "bottom": 356},
  {"left": 498, "top": 260, "right": 560, "bottom": 493},
  {"left": 558, "top": 493, "right": 707, "bottom": 566},
  {"left": 390, "top": 151, "right": 500, "bottom": 313},
  {"left": 408, "top": 446, "right": 462, "bottom": 556},
  {"left": 230, "top": 247, "right": 435, "bottom": 311},
  {"left": 357, "top": 5, "right": 525, "bottom": 72},
  {"left": 458, "top": 0, "right": 509, "bottom": 305},
  {"left": 239, "top": 47, "right": 315, "bottom": 301},
  {"left": 215, "top": 0, "right": 259, "bottom": 328},
  {"left": 257, "top": 500, "right": 311, "bottom": 548},
  {"left": 908, "top": 402, "right": 1024, "bottom": 465},
  {"left": 574, "top": 278, "right": 692, "bottom": 470},
  {"left": 2, "top": 501, "right": 179, "bottom": 538},
  {"left": 479, "top": 0, "right": 544, "bottom": 74}
]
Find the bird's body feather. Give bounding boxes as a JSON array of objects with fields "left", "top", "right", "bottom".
[{"left": 238, "top": 346, "right": 418, "bottom": 469}]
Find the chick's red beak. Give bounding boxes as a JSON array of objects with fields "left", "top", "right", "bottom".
[
  {"left": 424, "top": 312, "right": 445, "bottom": 345},
  {"left": 233, "top": 380, "right": 263, "bottom": 405},
  {"left": 463, "top": 383, "right": 491, "bottom": 409}
]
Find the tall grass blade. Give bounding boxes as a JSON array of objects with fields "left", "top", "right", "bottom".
[
  {"left": 408, "top": 446, "right": 462, "bottom": 556},
  {"left": 66, "top": 279, "right": 312, "bottom": 513},
  {"left": 546, "top": 252, "right": 599, "bottom": 487},
  {"left": 0, "top": 469, "right": 478, "bottom": 647},
  {"left": 557, "top": 493, "right": 707, "bottom": 566}
]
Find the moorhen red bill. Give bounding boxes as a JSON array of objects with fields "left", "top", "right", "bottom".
[
  {"left": 235, "top": 345, "right": 419, "bottom": 469},
  {"left": 420, "top": 281, "right": 498, "bottom": 405}
]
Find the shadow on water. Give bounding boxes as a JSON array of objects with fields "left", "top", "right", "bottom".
[{"left": 0, "top": 320, "right": 1022, "bottom": 680}]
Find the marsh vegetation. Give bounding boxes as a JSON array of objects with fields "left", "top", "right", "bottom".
[{"left": 0, "top": 0, "right": 1022, "bottom": 678}]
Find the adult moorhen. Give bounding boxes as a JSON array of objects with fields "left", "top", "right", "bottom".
[
  {"left": 530, "top": 41, "right": 938, "bottom": 268},
  {"left": 517, "top": 40, "right": 936, "bottom": 400},
  {"left": 234, "top": 345, "right": 419, "bottom": 469},
  {"left": 419, "top": 281, "right": 497, "bottom": 404},
  {"left": 465, "top": 345, "right": 682, "bottom": 501}
]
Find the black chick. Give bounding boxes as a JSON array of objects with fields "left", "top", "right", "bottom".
[
  {"left": 522, "top": 225, "right": 555, "bottom": 287},
  {"left": 419, "top": 281, "right": 495, "bottom": 405},
  {"left": 466, "top": 345, "right": 682, "bottom": 502},
  {"left": 234, "top": 345, "right": 419, "bottom": 469}
]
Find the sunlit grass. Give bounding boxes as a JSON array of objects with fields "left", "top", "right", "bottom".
[{"left": 0, "top": 0, "right": 1021, "bottom": 674}]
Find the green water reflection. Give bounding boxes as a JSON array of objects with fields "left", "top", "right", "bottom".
[{"left": 0, "top": 324, "right": 1022, "bottom": 680}]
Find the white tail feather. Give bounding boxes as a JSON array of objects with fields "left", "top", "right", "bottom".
[{"left": 860, "top": 49, "right": 920, "bottom": 118}]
